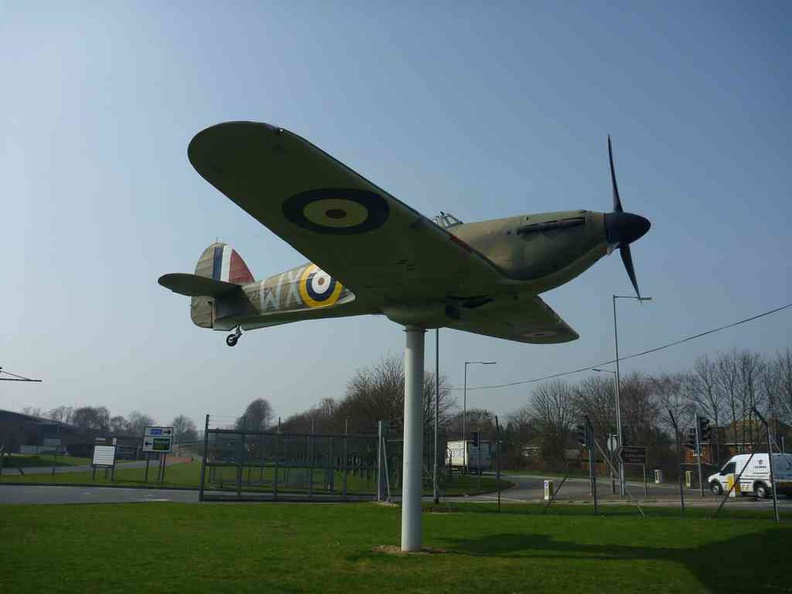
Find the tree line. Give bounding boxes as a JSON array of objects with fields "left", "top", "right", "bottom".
[
  {"left": 23, "top": 347, "right": 790, "bottom": 474},
  {"left": 23, "top": 405, "right": 199, "bottom": 444},
  {"left": 246, "top": 348, "right": 791, "bottom": 476}
]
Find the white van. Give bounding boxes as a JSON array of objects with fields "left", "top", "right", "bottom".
[{"left": 708, "top": 453, "right": 792, "bottom": 498}]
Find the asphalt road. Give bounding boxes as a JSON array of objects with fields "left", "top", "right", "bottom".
[
  {"left": 467, "top": 472, "right": 792, "bottom": 509},
  {"left": 2, "top": 472, "right": 790, "bottom": 507},
  {"left": 3, "top": 458, "right": 181, "bottom": 475},
  {"left": 0, "top": 485, "right": 199, "bottom": 504}
]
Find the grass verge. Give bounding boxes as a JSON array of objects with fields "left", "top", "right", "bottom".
[
  {"left": 1, "top": 502, "right": 789, "bottom": 593},
  {"left": 0, "top": 462, "right": 512, "bottom": 496}
]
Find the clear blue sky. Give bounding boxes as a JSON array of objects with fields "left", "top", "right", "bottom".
[{"left": 2, "top": 1, "right": 790, "bottom": 427}]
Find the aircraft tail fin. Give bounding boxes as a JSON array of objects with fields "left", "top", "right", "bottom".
[
  {"left": 193, "top": 242, "right": 254, "bottom": 284},
  {"left": 158, "top": 242, "right": 255, "bottom": 328}
]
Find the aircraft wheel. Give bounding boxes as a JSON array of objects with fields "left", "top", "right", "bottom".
[{"left": 226, "top": 334, "right": 239, "bottom": 347}]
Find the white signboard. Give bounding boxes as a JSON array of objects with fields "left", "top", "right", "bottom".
[
  {"left": 92, "top": 445, "right": 116, "bottom": 467},
  {"left": 143, "top": 426, "right": 173, "bottom": 453}
]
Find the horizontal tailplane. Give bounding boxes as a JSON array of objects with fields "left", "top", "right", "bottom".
[
  {"left": 159, "top": 241, "right": 255, "bottom": 329},
  {"left": 158, "top": 273, "right": 240, "bottom": 297}
]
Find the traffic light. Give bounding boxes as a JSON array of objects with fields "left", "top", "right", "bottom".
[
  {"left": 471, "top": 431, "right": 479, "bottom": 448},
  {"left": 698, "top": 417, "right": 712, "bottom": 443},
  {"left": 685, "top": 427, "right": 697, "bottom": 450},
  {"left": 575, "top": 424, "right": 588, "bottom": 447}
]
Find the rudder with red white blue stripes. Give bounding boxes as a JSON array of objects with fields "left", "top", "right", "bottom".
[{"left": 194, "top": 242, "right": 254, "bottom": 285}]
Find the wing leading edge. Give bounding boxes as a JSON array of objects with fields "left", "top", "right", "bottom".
[
  {"left": 187, "top": 121, "right": 580, "bottom": 344},
  {"left": 188, "top": 122, "right": 504, "bottom": 305}
]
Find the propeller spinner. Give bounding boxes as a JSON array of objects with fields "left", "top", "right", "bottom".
[{"left": 604, "top": 135, "right": 651, "bottom": 298}]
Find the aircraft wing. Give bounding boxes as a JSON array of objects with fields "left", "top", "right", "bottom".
[
  {"left": 447, "top": 294, "right": 579, "bottom": 344},
  {"left": 188, "top": 122, "right": 505, "bottom": 304}
]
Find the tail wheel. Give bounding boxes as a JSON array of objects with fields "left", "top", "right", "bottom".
[{"left": 226, "top": 335, "right": 239, "bottom": 347}]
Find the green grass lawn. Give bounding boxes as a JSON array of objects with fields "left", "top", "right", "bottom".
[
  {"left": 0, "top": 454, "right": 92, "bottom": 468},
  {"left": 0, "top": 461, "right": 512, "bottom": 496},
  {"left": 0, "top": 502, "right": 788, "bottom": 593}
]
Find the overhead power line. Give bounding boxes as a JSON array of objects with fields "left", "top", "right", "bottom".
[
  {"left": 0, "top": 367, "right": 42, "bottom": 382},
  {"left": 462, "top": 301, "right": 792, "bottom": 393}
]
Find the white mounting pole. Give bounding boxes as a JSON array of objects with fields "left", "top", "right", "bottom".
[{"left": 401, "top": 325, "right": 425, "bottom": 552}]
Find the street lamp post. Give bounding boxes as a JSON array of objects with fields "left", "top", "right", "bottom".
[
  {"left": 612, "top": 294, "right": 652, "bottom": 497},
  {"left": 593, "top": 367, "right": 618, "bottom": 494},
  {"left": 463, "top": 360, "right": 496, "bottom": 470}
]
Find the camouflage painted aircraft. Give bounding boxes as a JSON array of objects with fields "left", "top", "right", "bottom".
[{"left": 159, "top": 122, "right": 650, "bottom": 347}]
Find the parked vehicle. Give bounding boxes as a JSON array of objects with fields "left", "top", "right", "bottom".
[
  {"left": 447, "top": 440, "right": 491, "bottom": 473},
  {"left": 708, "top": 453, "right": 792, "bottom": 498}
]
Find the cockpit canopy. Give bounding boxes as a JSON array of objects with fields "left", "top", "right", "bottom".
[{"left": 432, "top": 211, "right": 463, "bottom": 229}]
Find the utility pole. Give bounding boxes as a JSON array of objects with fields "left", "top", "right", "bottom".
[
  {"left": 669, "top": 410, "right": 685, "bottom": 515},
  {"left": 433, "top": 329, "right": 440, "bottom": 505},
  {"left": 695, "top": 414, "right": 704, "bottom": 498},
  {"left": 586, "top": 415, "right": 598, "bottom": 515}
]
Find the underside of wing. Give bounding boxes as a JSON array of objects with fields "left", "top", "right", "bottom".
[
  {"left": 188, "top": 122, "right": 505, "bottom": 306},
  {"left": 446, "top": 294, "right": 579, "bottom": 344}
]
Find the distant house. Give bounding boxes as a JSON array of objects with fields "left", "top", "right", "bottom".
[
  {"left": 684, "top": 418, "right": 790, "bottom": 466},
  {"left": 0, "top": 409, "right": 67, "bottom": 453},
  {"left": 0, "top": 409, "right": 143, "bottom": 459}
]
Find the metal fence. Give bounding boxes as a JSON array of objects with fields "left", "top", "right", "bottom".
[{"left": 199, "top": 416, "right": 380, "bottom": 502}]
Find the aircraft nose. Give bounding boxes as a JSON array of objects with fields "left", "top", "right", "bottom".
[{"left": 605, "top": 211, "right": 651, "bottom": 247}]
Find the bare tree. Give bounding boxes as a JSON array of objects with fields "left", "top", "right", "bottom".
[
  {"left": 446, "top": 408, "right": 495, "bottom": 439},
  {"left": 573, "top": 375, "right": 616, "bottom": 436},
  {"left": 171, "top": 415, "right": 198, "bottom": 443},
  {"left": 236, "top": 399, "right": 274, "bottom": 432},
  {"left": 765, "top": 348, "right": 792, "bottom": 426},
  {"left": 335, "top": 354, "right": 455, "bottom": 436},
  {"left": 127, "top": 411, "right": 156, "bottom": 437},
  {"left": 650, "top": 373, "right": 694, "bottom": 435},
  {"left": 109, "top": 415, "right": 131, "bottom": 434},
  {"left": 501, "top": 407, "right": 537, "bottom": 468},
  {"left": 21, "top": 407, "right": 43, "bottom": 418},
  {"left": 737, "top": 350, "right": 765, "bottom": 446},
  {"left": 72, "top": 407, "right": 110, "bottom": 432},
  {"left": 46, "top": 406, "right": 74, "bottom": 425},
  {"left": 281, "top": 398, "right": 340, "bottom": 434},
  {"left": 619, "top": 373, "right": 660, "bottom": 447},
  {"left": 714, "top": 351, "right": 741, "bottom": 451},
  {"left": 528, "top": 380, "right": 577, "bottom": 469},
  {"left": 777, "top": 348, "right": 792, "bottom": 424},
  {"left": 687, "top": 355, "right": 725, "bottom": 462}
]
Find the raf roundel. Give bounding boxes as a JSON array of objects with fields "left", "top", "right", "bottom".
[
  {"left": 299, "top": 264, "right": 344, "bottom": 308},
  {"left": 282, "top": 188, "right": 390, "bottom": 234}
]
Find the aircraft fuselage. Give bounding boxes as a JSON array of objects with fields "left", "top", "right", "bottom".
[{"left": 201, "top": 208, "right": 610, "bottom": 332}]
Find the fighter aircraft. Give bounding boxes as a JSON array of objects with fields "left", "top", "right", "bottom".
[{"left": 159, "top": 122, "right": 650, "bottom": 347}]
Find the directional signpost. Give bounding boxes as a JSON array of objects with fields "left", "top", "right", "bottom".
[
  {"left": 143, "top": 427, "right": 173, "bottom": 482},
  {"left": 617, "top": 445, "right": 648, "bottom": 496},
  {"left": 617, "top": 446, "right": 647, "bottom": 464},
  {"left": 143, "top": 426, "right": 174, "bottom": 453}
]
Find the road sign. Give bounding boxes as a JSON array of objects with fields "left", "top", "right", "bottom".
[
  {"left": 143, "top": 436, "right": 173, "bottom": 453},
  {"left": 143, "top": 426, "right": 174, "bottom": 453},
  {"left": 607, "top": 434, "right": 619, "bottom": 452},
  {"left": 144, "top": 426, "right": 173, "bottom": 437},
  {"left": 617, "top": 445, "right": 647, "bottom": 464},
  {"left": 92, "top": 445, "right": 116, "bottom": 467}
]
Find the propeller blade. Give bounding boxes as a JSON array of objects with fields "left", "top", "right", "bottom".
[
  {"left": 620, "top": 244, "right": 641, "bottom": 299},
  {"left": 608, "top": 135, "right": 623, "bottom": 213}
]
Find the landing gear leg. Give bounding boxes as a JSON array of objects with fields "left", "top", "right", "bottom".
[{"left": 226, "top": 326, "right": 242, "bottom": 347}]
